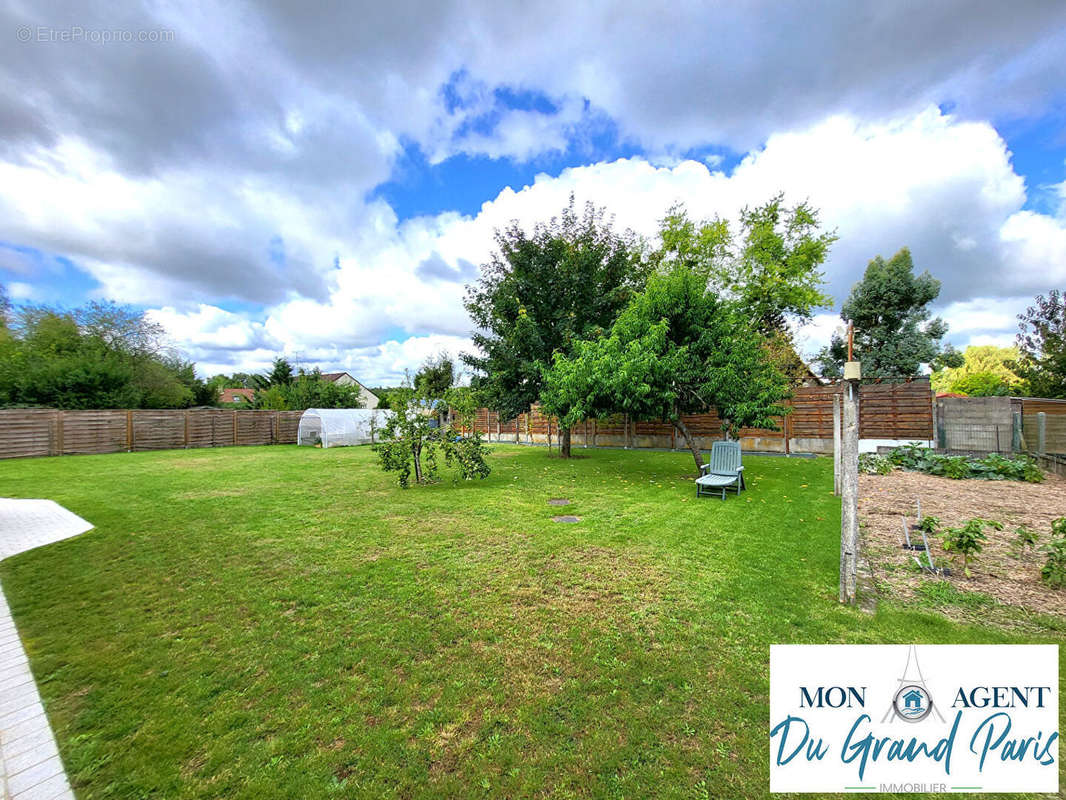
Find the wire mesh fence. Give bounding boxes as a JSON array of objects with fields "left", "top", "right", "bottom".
[{"left": 936, "top": 421, "right": 1017, "bottom": 455}]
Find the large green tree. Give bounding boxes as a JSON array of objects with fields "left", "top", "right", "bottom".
[
  {"left": 931, "top": 345, "right": 1028, "bottom": 396},
  {"left": 1014, "top": 290, "right": 1066, "bottom": 398},
  {"left": 266, "top": 357, "right": 295, "bottom": 387},
  {"left": 815, "top": 247, "right": 961, "bottom": 379},
  {"left": 652, "top": 197, "right": 834, "bottom": 384},
  {"left": 414, "top": 352, "right": 456, "bottom": 404},
  {"left": 253, "top": 368, "right": 365, "bottom": 410},
  {"left": 0, "top": 296, "right": 208, "bottom": 409},
  {"left": 541, "top": 266, "right": 789, "bottom": 470},
  {"left": 463, "top": 196, "right": 645, "bottom": 457},
  {"left": 731, "top": 195, "right": 836, "bottom": 335}
]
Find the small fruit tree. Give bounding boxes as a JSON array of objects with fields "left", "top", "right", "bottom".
[{"left": 373, "top": 386, "right": 490, "bottom": 488}]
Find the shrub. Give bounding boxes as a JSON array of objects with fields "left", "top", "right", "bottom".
[
  {"left": 941, "top": 518, "right": 1003, "bottom": 577},
  {"left": 858, "top": 453, "right": 892, "bottom": 475}
]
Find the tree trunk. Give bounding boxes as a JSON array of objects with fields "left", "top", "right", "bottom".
[
  {"left": 559, "top": 426, "right": 572, "bottom": 458},
  {"left": 673, "top": 417, "right": 703, "bottom": 471},
  {"left": 412, "top": 442, "right": 423, "bottom": 484}
]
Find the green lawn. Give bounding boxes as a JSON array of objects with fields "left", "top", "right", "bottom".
[{"left": 0, "top": 445, "right": 1061, "bottom": 799}]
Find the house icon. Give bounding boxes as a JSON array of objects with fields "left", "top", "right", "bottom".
[{"left": 902, "top": 689, "right": 925, "bottom": 709}]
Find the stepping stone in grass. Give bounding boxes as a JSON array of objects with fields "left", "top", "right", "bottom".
[
  {"left": 552, "top": 515, "right": 581, "bottom": 523},
  {"left": 547, "top": 498, "right": 570, "bottom": 506}
]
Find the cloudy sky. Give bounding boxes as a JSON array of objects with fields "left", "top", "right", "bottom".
[{"left": 2, "top": 1, "right": 1065, "bottom": 384}]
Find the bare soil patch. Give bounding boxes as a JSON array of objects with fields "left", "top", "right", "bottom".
[{"left": 860, "top": 469, "right": 1066, "bottom": 615}]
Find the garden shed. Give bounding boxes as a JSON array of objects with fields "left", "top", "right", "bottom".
[{"left": 297, "top": 408, "right": 391, "bottom": 448}]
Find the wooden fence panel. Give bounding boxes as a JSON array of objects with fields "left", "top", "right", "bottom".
[
  {"left": 590, "top": 415, "right": 625, "bottom": 436},
  {"left": 790, "top": 384, "right": 840, "bottom": 438},
  {"left": 0, "top": 409, "right": 58, "bottom": 459},
  {"left": 61, "top": 410, "right": 127, "bottom": 455},
  {"left": 678, "top": 412, "right": 724, "bottom": 436},
  {"left": 634, "top": 419, "right": 673, "bottom": 436},
  {"left": 131, "top": 410, "right": 185, "bottom": 451},
  {"left": 527, "top": 407, "right": 553, "bottom": 436},
  {"left": 237, "top": 411, "right": 274, "bottom": 446},
  {"left": 859, "top": 381, "right": 933, "bottom": 439},
  {"left": 277, "top": 411, "right": 302, "bottom": 444},
  {"left": 1021, "top": 398, "right": 1066, "bottom": 416},
  {"left": 187, "top": 410, "right": 233, "bottom": 448}
]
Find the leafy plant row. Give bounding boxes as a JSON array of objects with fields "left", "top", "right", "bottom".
[
  {"left": 879, "top": 442, "right": 1044, "bottom": 482},
  {"left": 915, "top": 516, "right": 1066, "bottom": 587}
]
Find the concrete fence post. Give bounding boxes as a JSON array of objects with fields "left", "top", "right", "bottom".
[
  {"left": 1037, "top": 412, "right": 1047, "bottom": 455},
  {"left": 832, "top": 394, "right": 842, "bottom": 496},
  {"left": 840, "top": 379, "right": 860, "bottom": 605}
]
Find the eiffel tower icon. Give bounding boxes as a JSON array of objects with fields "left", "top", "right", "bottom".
[{"left": 881, "top": 645, "right": 945, "bottom": 724}]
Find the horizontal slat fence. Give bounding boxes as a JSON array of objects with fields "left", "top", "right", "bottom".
[
  {"left": 1021, "top": 398, "right": 1066, "bottom": 456},
  {"left": 0, "top": 409, "right": 304, "bottom": 459},
  {"left": 459, "top": 380, "right": 935, "bottom": 450},
  {"left": 0, "top": 382, "right": 937, "bottom": 460}
]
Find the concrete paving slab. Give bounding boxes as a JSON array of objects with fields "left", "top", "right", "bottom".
[{"left": 0, "top": 499, "right": 91, "bottom": 799}]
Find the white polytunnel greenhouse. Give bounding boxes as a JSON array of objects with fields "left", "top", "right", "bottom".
[{"left": 297, "top": 408, "right": 394, "bottom": 448}]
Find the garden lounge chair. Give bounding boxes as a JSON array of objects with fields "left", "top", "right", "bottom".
[{"left": 695, "top": 440, "right": 745, "bottom": 499}]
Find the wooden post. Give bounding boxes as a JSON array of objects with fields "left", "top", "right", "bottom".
[
  {"left": 55, "top": 411, "right": 64, "bottom": 457},
  {"left": 624, "top": 413, "right": 630, "bottom": 449},
  {"left": 583, "top": 419, "right": 588, "bottom": 448},
  {"left": 183, "top": 411, "right": 190, "bottom": 448},
  {"left": 233, "top": 411, "right": 238, "bottom": 446},
  {"left": 126, "top": 410, "right": 133, "bottom": 451},
  {"left": 592, "top": 419, "right": 598, "bottom": 448},
  {"left": 833, "top": 393, "right": 842, "bottom": 496},
  {"left": 840, "top": 378, "right": 860, "bottom": 605}
]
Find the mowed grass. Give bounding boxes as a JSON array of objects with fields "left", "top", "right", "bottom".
[{"left": 0, "top": 444, "right": 1062, "bottom": 799}]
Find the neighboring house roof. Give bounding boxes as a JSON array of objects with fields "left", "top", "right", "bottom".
[
  {"left": 321, "top": 371, "right": 376, "bottom": 393},
  {"left": 220, "top": 388, "right": 255, "bottom": 404},
  {"left": 319, "top": 372, "right": 380, "bottom": 408}
]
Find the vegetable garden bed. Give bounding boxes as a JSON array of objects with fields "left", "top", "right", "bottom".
[{"left": 860, "top": 468, "right": 1066, "bottom": 618}]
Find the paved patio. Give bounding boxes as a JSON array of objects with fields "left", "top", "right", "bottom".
[{"left": 0, "top": 499, "right": 93, "bottom": 800}]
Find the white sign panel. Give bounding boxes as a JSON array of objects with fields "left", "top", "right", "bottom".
[{"left": 770, "top": 645, "right": 1058, "bottom": 793}]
